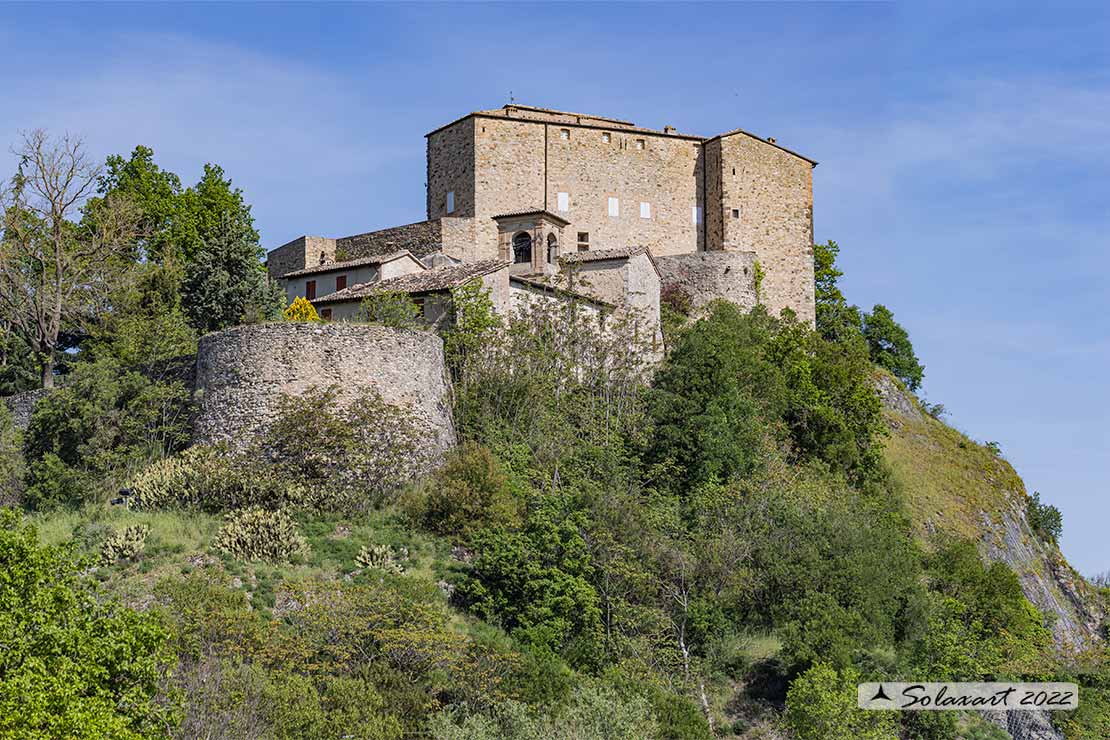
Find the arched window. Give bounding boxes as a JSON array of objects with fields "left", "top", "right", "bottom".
[
  {"left": 512, "top": 232, "right": 532, "bottom": 264},
  {"left": 546, "top": 233, "right": 558, "bottom": 264}
]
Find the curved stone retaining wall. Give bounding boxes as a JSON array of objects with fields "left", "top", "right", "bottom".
[{"left": 194, "top": 323, "right": 455, "bottom": 458}]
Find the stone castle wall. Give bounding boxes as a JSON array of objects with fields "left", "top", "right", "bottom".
[
  {"left": 710, "top": 133, "right": 815, "bottom": 323},
  {"left": 267, "top": 236, "right": 337, "bottom": 281},
  {"left": 336, "top": 220, "right": 444, "bottom": 260},
  {"left": 194, "top": 323, "right": 456, "bottom": 459},
  {"left": 656, "top": 251, "right": 758, "bottom": 314},
  {"left": 3, "top": 388, "right": 51, "bottom": 431}
]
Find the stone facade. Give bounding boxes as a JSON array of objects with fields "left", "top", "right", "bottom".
[
  {"left": 655, "top": 251, "right": 759, "bottom": 314},
  {"left": 336, "top": 220, "right": 447, "bottom": 261},
  {"left": 193, "top": 323, "right": 456, "bottom": 459},
  {"left": 423, "top": 104, "right": 816, "bottom": 323},
  {"left": 267, "top": 236, "right": 337, "bottom": 281}
]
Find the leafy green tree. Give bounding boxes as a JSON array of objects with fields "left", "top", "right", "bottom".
[
  {"left": 361, "top": 290, "right": 422, "bottom": 328},
  {"left": 444, "top": 281, "right": 501, "bottom": 374},
  {"left": 1026, "top": 491, "right": 1063, "bottom": 544},
  {"left": 813, "top": 239, "right": 863, "bottom": 342},
  {"left": 0, "top": 325, "right": 39, "bottom": 395},
  {"left": 0, "top": 509, "right": 178, "bottom": 738},
  {"left": 181, "top": 211, "right": 283, "bottom": 333},
  {"left": 785, "top": 661, "right": 898, "bottom": 740},
  {"left": 410, "top": 442, "right": 521, "bottom": 539},
  {"left": 861, "top": 304, "right": 924, "bottom": 391},
  {"left": 92, "top": 145, "right": 183, "bottom": 261}
]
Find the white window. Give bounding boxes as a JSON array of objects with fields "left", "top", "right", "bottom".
[
  {"left": 602, "top": 132, "right": 611, "bottom": 143},
  {"left": 692, "top": 206, "right": 703, "bottom": 224},
  {"left": 635, "top": 139, "right": 645, "bottom": 150},
  {"left": 607, "top": 197, "right": 619, "bottom": 218},
  {"left": 446, "top": 190, "right": 455, "bottom": 214},
  {"left": 640, "top": 202, "right": 651, "bottom": 219},
  {"left": 560, "top": 128, "right": 570, "bottom": 140},
  {"left": 557, "top": 192, "right": 569, "bottom": 212}
]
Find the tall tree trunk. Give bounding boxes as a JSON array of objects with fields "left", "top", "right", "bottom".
[{"left": 40, "top": 354, "right": 54, "bottom": 389}]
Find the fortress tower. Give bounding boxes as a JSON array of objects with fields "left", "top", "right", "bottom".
[{"left": 424, "top": 104, "right": 816, "bottom": 322}]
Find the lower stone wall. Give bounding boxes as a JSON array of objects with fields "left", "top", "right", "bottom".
[
  {"left": 194, "top": 323, "right": 456, "bottom": 461},
  {"left": 337, "top": 220, "right": 445, "bottom": 260},
  {"left": 3, "top": 388, "right": 51, "bottom": 431},
  {"left": 655, "top": 251, "right": 758, "bottom": 313}
]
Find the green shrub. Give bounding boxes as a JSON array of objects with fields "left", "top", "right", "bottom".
[
  {"left": 263, "top": 386, "right": 429, "bottom": 511},
  {"left": 356, "top": 543, "right": 407, "bottom": 574},
  {"left": 213, "top": 508, "right": 307, "bottom": 562},
  {"left": 0, "top": 509, "right": 177, "bottom": 737},
  {"left": 128, "top": 443, "right": 308, "bottom": 512},
  {"left": 99, "top": 523, "right": 150, "bottom": 565},
  {"left": 785, "top": 661, "right": 898, "bottom": 740},
  {"left": 0, "top": 403, "right": 22, "bottom": 505},
  {"left": 361, "top": 290, "right": 422, "bottom": 328},
  {"left": 861, "top": 304, "right": 924, "bottom": 391},
  {"left": 411, "top": 442, "right": 520, "bottom": 539},
  {"left": 1026, "top": 490, "right": 1063, "bottom": 544}
]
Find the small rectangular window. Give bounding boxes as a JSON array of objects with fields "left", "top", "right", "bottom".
[
  {"left": 446, "top": 190, "right": 455, "bottom": 214},
  {"left": 640, "top": 202, "right": 651, "bottom": 219},
  {"left": 635, "top": 139, "right": 645, "bottom": 150},
  {"left": 305, "top": 280, "right": 316, "bottom": 300},
  {"left": 336, "top": 275, "right": 347, "bottom": 291},
  {"left": 320, "top": 308, "right": 332, "bottom": 320},
  {"left": 731, "top": 208, "right": 740, "bottom": 219},
  {"left": 560, "top": 128, "right": 570, "bottom": 140},
  {"left": 577, "top": 232, "right": 589, "bottom": 243},
  {"left": 557, "top": 192, "right": 569, "bottom": 212},
  {"left": 607, "top": 197, "right": 619, "bottom": 218},
  {"left": 692, "top": 206, "right": 703, "bottom": 225},
  {"left": 602, "top": 132, "right": 611, "bottom": 143}
]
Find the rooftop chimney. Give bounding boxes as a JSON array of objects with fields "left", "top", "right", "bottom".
[
  {"left": 766, "top": 136, "right": 777, "bottom": 144},
  {"left": 664, "top": 125, "right": 676, "bottom": 134}
]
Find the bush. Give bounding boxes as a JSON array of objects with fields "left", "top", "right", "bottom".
[
  {"left": 356, "top": 543, "right": 408, "bottom": 574},
  {"left": 861, "top": 304, "right": 924, "bottom": 391},
  {"left": 0, "top": 509, "right": 177, "bottom": 737},
  {"left": 411, "top": 443, "right": 521, "bottom": 539},
  {"left": 128, "top": 443, "right": 308, "bottom": 512},
  {"left": 1027, "top": 490, "right": 1063, "bottom": 544},
  {"left": 99, "top": 524, "right": 150, "bottom": 565},
  {"left": 361, "top": 290, "right": 422, "bottom": 328},
  {"left": 213, "top": 507, "right": 307, "bottom": 562},
  {"left": 785, "top": 661, "right": 898, "bottom": 740},
  {"left": 284, "top": 295, "right": 321, "bottom": 322},
  {"left": 0, "top": 403, "right": 22, "bottom": 505},
  {"left": 263, "top": 386, "right": 430, "bottom": 511}
]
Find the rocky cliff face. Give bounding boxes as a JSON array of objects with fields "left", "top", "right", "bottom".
[{"left": 875, "top": 372, "right": 1104, "bottom": 740}]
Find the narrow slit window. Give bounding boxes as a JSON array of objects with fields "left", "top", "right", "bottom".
[
  {"left": 692, "top": 206, "right": 703, "bottom": 224},
  {"left": 446, "top": 190, "right": 455, "bottom": 214}
]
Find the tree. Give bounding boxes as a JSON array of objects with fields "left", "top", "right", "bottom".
[
  {"left": 181, "top": 211, "right": 283, "bottom": 333},
  {"left": 0, "top": 509, "right": 178, "bottom": 738},
  {"left": 0, "top": 131, "right": 140, "bottom": 388},
  {"left": 861, "top": 304, "right": 924, "bottom": 391},
  {"left": 813, "top": 239, "right": 863, "bottom": 342},
  {"left": 785, "top": 661, "right": 898, "bottom": 740},
  {"left": 92, "top": 145, "right": 183, "bottom": 262}
]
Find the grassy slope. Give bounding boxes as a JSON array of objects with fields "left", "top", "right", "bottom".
[{"left": 878, "top": 374, "right": 1104, "bottom": 650}]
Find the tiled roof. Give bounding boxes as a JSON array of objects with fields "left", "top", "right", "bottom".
[
  {"left": 314, "top": 260, "right": 509, "bottom": 304},
  {"left": 559, "top": 245, "right": 661, "bottom": 277},
  {"left": 490, "top": 209, "right": 571, "bottom": 226},
  {"left": 280, "top": 251, "right": 414, "bottom": 278}
]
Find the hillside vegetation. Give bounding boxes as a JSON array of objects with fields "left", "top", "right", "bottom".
[{"left": 1, "top": 135, "right": 1108, "bottom": 740}]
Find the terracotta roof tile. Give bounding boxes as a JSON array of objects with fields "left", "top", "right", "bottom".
[
  {"left": 280, "top": 251, "right": 414, "bottom": 278},
  {"left": 314, "top": 260, "right": 509, "bottom": 304}
]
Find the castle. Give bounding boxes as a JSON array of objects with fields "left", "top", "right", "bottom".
[{"left": 266, "top": 104, "right": 817, "bottom": 332}]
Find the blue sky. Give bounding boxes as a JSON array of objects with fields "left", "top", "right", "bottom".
[{"left": 1, "top": 2, "right": 1107, "bottom": 574}]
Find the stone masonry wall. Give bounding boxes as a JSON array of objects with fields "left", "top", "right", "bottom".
[
  {"left": 267, "top": 236, "right": 337, "bottom": 281},
  {"left": 656, "top": 251, "right": 758, "bottom": 313},
  {"left": 3, "top": 388, "right": 51, "bottom": 431},
  {"left": 194, "top": 323, "right": 456, "bottom": 460},
  {"left": 715, "top": 133, "right": 815, "bottom": 324},
  {"left": 336, "top": 220, "right": 445, "bottom": 261}
]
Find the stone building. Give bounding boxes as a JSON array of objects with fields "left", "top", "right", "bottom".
[{"left": 267, "top": 103, "right": 817, "bottom": 328}]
